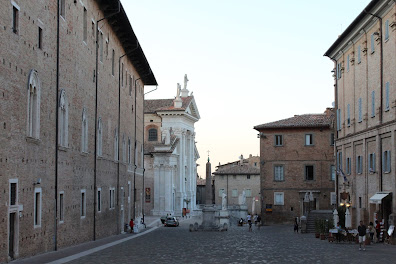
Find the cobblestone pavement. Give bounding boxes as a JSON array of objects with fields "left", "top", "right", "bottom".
[{"left": 66, "top": 218, "right": 396, "bottom": 264}]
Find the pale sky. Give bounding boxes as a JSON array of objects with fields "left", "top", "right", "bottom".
[{"left": 122, "top": 0, "right": 372, "bottom": 178}]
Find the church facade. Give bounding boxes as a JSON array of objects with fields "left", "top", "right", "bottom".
[{"left": 144, "top": 76, "right": 200, "bottom": 216}]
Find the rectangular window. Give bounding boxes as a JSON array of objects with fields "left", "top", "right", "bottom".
[
  {"left": 121, "top": 63, "right": 124, "bottom": 86},
  {"left": 331, "top": 192, "right": 336, "bottom": 205},
  {"left": 232, "top": 189, "right": 238, "bottom": 197},
  {"left": 346, "top": 157, "right": 351, "bottom": 175},
  {"left": 305, "top": 165, "right": 314, "bottom": 180},
  {"left": 330, "top": 133, "right": 334, "bottom": 146},
  {"left": 91, "top": 21, "right": 95, "bottom": 37},
  {"left": 111, "top": 49, "right": 115, "bottom": 76},
  {"left": 357, "top": 45, "right": 361, "bottom": 63},
  {"left": 356, "top": 156, "right": 363, "bottom": 174},
  {"left": 59, "top": 192, "right": 64, "bottom": 222},
  {"left": 129, "top": 75, "right": 132, "bottom": 96},
  {"left": 383, "top": 150, "right": 391, "bottom": 173},
  {"left": 330, "top": 165, "right": 336, "bottom": 181},
  {"left": 371, "top": 91, "right": 375, "bottom": 117},
  {"left": 60, "top": 0, "right": 66, "bottom": 18},
  {"left": 12, "top": 5, "right": 19, "bottom": 34},
  {"left": 368, "top": 153, "right": 376, "bottom": 173},
  {"left": 359, "top": 197, "right": 362, "bottom": 208},
  {"left": 371, "top": 33, "right": 375, "bottom": 53},
  {"left": 34, "top": 188, "right": 42, "bottom": 227},
  {"left": 347, "top": 55, "right": 350, "bottom": 72},
  {"left": 274, "top": 165, "right": 284, "bottom": 181},
  {"left": 219, "top": 188, "right": 225, "bottom": 197},
  {"left": 358, "top": 98, "right": 362, "bottom": 122},
  {"left": 109, "top": 188, "right": 115, "bottom": 209},
  {"left": 347, "top": 104, "right": 350, "bottom": 126},
  {"left": 385, "top": 82, "right": 390, "bottom": 111},
  {"left": 97, "top": 188, "right": 102, "bottom": 212},
  {"left": 81, "top": 190, "right": 86, "bottom": 218},
  {"left": 305, "top": 134, "right": 313, "bottom": 146},
  {"left": 105, "top": 39, "right": 109, "bottom": 58},
  {"left": 99, "top": 31, "right": 103, "bottom": 62},
  {"left": 83, "top": 7, "right": 87, "bottom": 42},
  {"left": 274, "top": 192, "right": 284, "bottom": 205},
  {"left": 247, "top": 175, "right": 251, "bottom": 179},
  {"left": 275, "top": 135, "right": 283, "bottom": 146},
  {"left": 337, "top": 152, "right": 343, "bottom": 170},
  {"left": 38, "top": 27, "right": 43, "bottom": 49},
  {"left": 245, "top": 189, "right": 252, "bottom": 197},
  {"left": 385, "top": 20, "right": 389, "bottom": 41},
  {"left": 10, "top": 182, "right": 17, "bottom": 205},
  {"left": 337, "top": 109, "right": 342, "bottom": 131}
]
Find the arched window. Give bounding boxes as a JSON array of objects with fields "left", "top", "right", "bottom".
[
  {"left": 27, "top": 70, "right": 41, "bottom": 138},
  {"left": 97, "top": 117, "right": 103, "bottom": 156},
  {"left": 59, "top": 90, "right": 68, "bottom": 147},
  {"left": 148, "top": 128, "right": 157, "bottom": 141},
  {"left": 81, "top": 108, "right": 88, "bottom": 152},
  {"left": 114, "top": 128, "right": 119, "bottom": 161}
]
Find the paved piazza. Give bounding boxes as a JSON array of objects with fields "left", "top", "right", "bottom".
[{"left": 68, "top": 218, "right": 395, "bottom": 264}]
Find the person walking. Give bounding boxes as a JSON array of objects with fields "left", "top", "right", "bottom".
[
  {"left": 368, "top": 222, "right": 375, "bottom": 243},
  {"left": 257, "top": 215, "right": 261, "bottom": 230},
  {"left": 294, "top": 217, "right": 299, "bottom": 233},
  {"left": 375, "top": 220, "right": 381, "bottom": 242},
  {"left": 247, "top": 213, "right": 252, "bottom": 232},
  {"left": 358, "top": 221, "right": 367, "bottom": 251},
  {"left": 129, "top": 218, "right": 134, "bottom": 233},
  {"left": 254, "top": 214, "right": 258, "bottom": 226}
]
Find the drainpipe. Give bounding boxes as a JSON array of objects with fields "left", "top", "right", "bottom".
[
  {"left": 94, "top": 1, "right": 120, "bottom": 240},
  {"left": 54, "top": 0, "right": 60, "bottom": 251},
  {"left": 117, "top": 43, "right": 139, "bottom": 232},
  {"left": 329, "top": 56, "right": 339, "bottom": 207},
  {"left": 364, "top": 10, "right": 383, "bottom": 191}
]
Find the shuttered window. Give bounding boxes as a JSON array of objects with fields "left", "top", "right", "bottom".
[
  {"left": 371, "top": 91, "right": 375, "bottom": 117},
  {"left": 385, "top": 20, "right": 389, "bottom": 41}
]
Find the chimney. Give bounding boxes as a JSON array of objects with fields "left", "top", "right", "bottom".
[{"left": 324, "top": 107, "right": 334, "bottom": 116}]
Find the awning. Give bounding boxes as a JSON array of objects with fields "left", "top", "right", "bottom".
[{"left": 369, "top": 192, "right": 391, "bottom": 204}]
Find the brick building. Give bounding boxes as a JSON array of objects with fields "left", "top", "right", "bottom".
[
  {"left": 0, "top": 0, "right": 156, "bottom": 262},
  {"left": 213, "top": 155, "right": 261, "bottom": 214},
  {"left": 324, "top": 0, "right": 396, "bottom": 229},
  {"left": 144, "top": 79, "right": 200, "bottom": 216},
  {"left": 254, "top": 109, "right": 335, "bottom": 224}
]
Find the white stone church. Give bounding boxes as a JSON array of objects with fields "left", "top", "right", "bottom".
[{"left": 144, "top": 75, "right": 200, "bottom": 216}]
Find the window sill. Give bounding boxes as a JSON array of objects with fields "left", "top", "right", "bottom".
[
  {"left": 304, "top": 145, "right": 314, "bottom": 147},
  {"left": 274, "top": 204, "right": 284, "bottom": 206},
  {"left": 383, "top": 171, "right": 391, "bottom": 174},
  {"left": 80, "top": 151, "right": 89, "bottom": 156},
  {"left": 58, "top": 145, "right": 68, "bottom": 152},
  {"left": 26, "top": 136, "right": 41, "bottom": 145},
  {"left": 275, "top": 145, "right": 283, "bottom": 147},
  {"left": 385, "top": 108, "right": 390, "bottom": 112},
  {"left": 274, "top": 180, "right": 285, "bottom": 182}
]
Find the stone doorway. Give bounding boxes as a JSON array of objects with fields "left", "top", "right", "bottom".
[{"left": 9, "top": 212, "right": 17, "bottom": 259}]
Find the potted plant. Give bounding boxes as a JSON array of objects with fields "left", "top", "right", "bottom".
[{"left": 315, "top": 219, "right": 320, "bottom": 238}]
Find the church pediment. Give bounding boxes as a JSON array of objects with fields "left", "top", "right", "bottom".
[{"left": 185, "top": 97, "right": 200, "bottom": 120}]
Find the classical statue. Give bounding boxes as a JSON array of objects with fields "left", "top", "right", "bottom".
[
  {"left": 183, "top": 74, "right": 189, "bottom": 89},
  {"left": 176, "top": 83, "right": 181, "bottom": 97},
  {"left": 222, "top": 192, "right": 227, "bottom": 210}
]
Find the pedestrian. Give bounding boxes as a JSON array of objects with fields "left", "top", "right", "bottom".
[
  {"left": 335, "top": 222, "right": 343, "bottom": 242},
  {"left": 254, "top": 214, "right": 258, "bottom": 225},
  {"left": 257, "top": 215, "right": 261, "bottom": 230},
  {"left": 358, "top": 221, "right": 367, "bottom": 251},
  {"left": 247, "top": 213, "right": 252, "bottom": 232},
  {"left": 368, "top": 222, "right": 375, "bottom": 243},
  {"left": 129, "top": 218, "right": 134, "bottom": 233},
  {"left": 294, "top": 217, "right": 299, "bottom": 233},
  {"left": 375, "top": 220, "right": 381, "bottom": 242}
]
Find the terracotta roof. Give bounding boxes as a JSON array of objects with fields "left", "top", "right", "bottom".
[
  {"left": 254, "top": 113, "right": 334, "bottom": 130},
  {"left": 213, "top": 164, "right": 260, "bottom": 175},
  {"left": 145, "top": 97, "right": 193, "bottom": 113}
]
